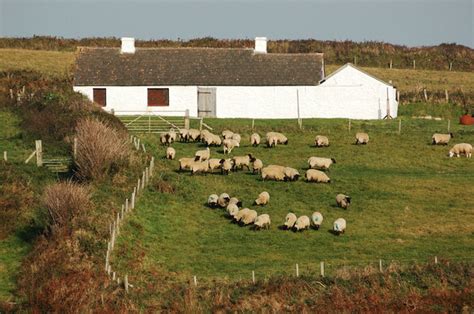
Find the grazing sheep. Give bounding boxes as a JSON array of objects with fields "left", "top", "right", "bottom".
[
  {"left": 228, "top": 197, "right": 242, "bottom": 207},
  {"left": 284, "top": 213, "right": 297, "bottom": 229},
  {"left": 195, "top": 147, "right": 210, "bottom": 161},
  {"left": 233, "top": 154, "right": 254, "bottom": 171},
  {"left": 179, "top": 129, "right": 189, "bottom": 142},
  {"left": 266, "top": 132, "right": 288, "bottom": 145},
  {"left": 166, "top": 147, "right": 176, "bottom": 160},
  {"left": 311, "top": 212, "right": 323, "bottom": 230},
  {"left": 208, "top": 158, "right": 223, "bottom": 172},
  {"left": 218, "top": 193, "right": 231, "bottom": 208},
  {"left": 355, "top": 132, "right": 369, "bottom": 145},
  {"left": 254, "top": 214, "right": 271, "bottom": 230},
  {"left": 308, "top": 157, "right": 336, "bottom": 171},
  {"left": 333, "top": 218, "right": 346, "bottom": 235},
  {"left": 188, "top": 129, "right": 201, "bottom": 142},
  {"left": 315, "top": 135, "right": 329, "bottom": 147},
  {"left": 284, "top": 167, "right": 300, "bottom": 181},
  {"left": 266, "top": 135, "right": 278, "bottom": 148},
  {"left": 432, "top": 133, "right": 453, "bottom": 145},
  {"left": 305, "top": 169, "right": 331, "bottom": 183},
  {"left": 250, "top": 133, "right": 261, "bottom": 146},
  {"left": 252, "top": 158, "right": 263, "bottom": 174},
  {"left": 241, "top": 209, "right": 258, "bottom": 225},
  {"left": 178, "top": 157, "right": 196, "bottom": 171},
  {"left": 336, "top": 194, "right": 351, "bottom": 209},
  {"left": 226, "top": 203, "right": 239, "bottom": 218},
  {"left": 223, "top": 139, "right": 240, "bottom": 154},
  {"left": 234, "top": 208, "right": 250, "bottom": 222},
  {"left": 294, "top": 216, "right": 310, "bottom": 231},
  {"left": 207, "top": 194, "right": 219, "bottom": 208},
  {"left": 200, "top": 129, "right": 211, "bottom": 142},
  {"left": 231, "top": 133, "right": 242, "bottom": 144},
  {"left": 254, "top": 191, "right": 270, "bottom": 205},
  {"left": 160, "top": 133, "right": 170, "bottom": 146},
  {"left": 222, "top": 130, "right": 234, "bottom": 140},
  {"left": 448, "top": 143, "right": 473, "bottom": 158},
  {"left": 204, "top": 133, "right": 222, "bottom": 147},
  {"left": 191, "top": 160, "right": 209, "bottom": 175},
  {"left": 261, "top": 165, "right": 286, "bottom": 181},
  {"left": 220, "top": 158, "right": 234, "bottom": 175}
]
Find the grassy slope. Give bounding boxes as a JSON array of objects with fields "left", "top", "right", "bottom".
[
  {"left": 1, "top": 48, "right": 473, "bottom": 94},
  {"left": 112, "top": 118, "right": 474, "bottom": 295}
]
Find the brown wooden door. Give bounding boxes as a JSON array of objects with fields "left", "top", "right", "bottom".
[
  {"left": 93, "top": 88, "right": 106, "bottom": 107},
  {"left": 148, "top": 88, "right": 169, "bottom": 106}
]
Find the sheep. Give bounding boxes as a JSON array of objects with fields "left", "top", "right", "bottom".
[
  {"left": 333, "top": 218, "right": 346, "bottom": 235},
  {"left": 178, "top": 157, "right": 196, "bottom": 171},
  {"left": 187, "top": 129, "right": 201, "bottom": 142},
  {"left": 315, "top": 135, "right": 329, "bottom": 147},
  {"left": 305, "top": 169, "right": 331, "bottom": 183},
  {"left": 254, "top": 214, "right": 271, "bottom": 230},
  {"left": 355, "top": 132, "right": 369, "bottom": 145},
  {"left": 284, "top": 167, "right": 300, "bottom": 181},
  {"left": 293, "top": 216, "right": 310, "bottom": 231},
  {"left": 432, "top": 133, "right": 453, "bottom": 145},
  {"left": 226, "top": 203, "right": 239, "bottom": 218},
  {"left": 204, "top": 133, "right": 222, "bottom": 147},
  {"left": 307, "top": 157, "right": 336, "bottom": 171},
  {"left": 234, "top": 208, "right": 250, "bottom": 222},
  {"left": 218, "top": 193, "right": 231, "bottom": 208},
  {"left": 250, "top": 133, "right": 261, "bottom": 146},
  {"left": 254, "top": 191, "right": 270, "bottom": 206},
  {"left": 231, "top": 133, "right": 241, "bottom": 144},
  {"left": 200, "top": 129, "right": 211, "bottom": 142},
  {"left": 448, "top": 143, "right": 473, "bottom": 158},
  {"left": 207, "top": 194, "right": 219, "bottom": 208},
  {"left": 228, "top": 197, "right": 242, "bottom": 207},
  {"left": 241, "top": 209, "right": 258, "bottom": 225},
  {"left": 223, "top": 139, "right": 240, "bottom": 154},
  {"left": 266, "top": 135, "right": 278, "bottom": 148},
  {"left": 252, "top": 158, "right": 263, "bottom": 174},
  {"left": 222, "top": 130, "right": 234, "bottom": 140},
  {"left": 191, "top": 160, "right": 209, "bottom": 175},
  {"left": 166, "top": 147, "right": 176, "bottom": 160},
  {"left": 284, "top": 213, "right": 297, "bottom": 229},
  {"left": 266, "top": 132, "right": 288, "bottom": 145},
  {"left": 168, "top": 130, "right": 177, "bottom": 143},
  {"left": 261, "top": 165, "right": 286, "bottom": 181},
  {"left": 160, "top": 133, "right": 170, "bottom": 146},
  {"left": 179, "top": 129, "right": 189, "bottom": 142},
  {"left": 311, "top": 212, "right": 323, "bottom": 230},
  {"left": 195, "top": 147, "right": 210, "bottom": 161},
  {"left": 220, "top": 158, "right": 234, "bottom": 175},
  {"left": 208, "top": 158, "right": 223, "bottom": 172},
  {"left": 232, "top": 154, "right": 254, "bottom": 171},
  {"left": 336, "top": 194, "right": 351, "bottom": 209}
]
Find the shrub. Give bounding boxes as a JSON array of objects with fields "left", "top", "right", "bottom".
[
  {"left": 43, "top": 181, "right": 91, "bottom": 234},
  {"left": 74, "top": 117, "right": 130, "bottom": 181}
]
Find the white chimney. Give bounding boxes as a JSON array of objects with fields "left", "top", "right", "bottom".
[
  {"left": 254, "top": 37, "right": 267, "bottom": 54},
  {"left": 121, "top": 37, "right": 135, "bottom": 54}
]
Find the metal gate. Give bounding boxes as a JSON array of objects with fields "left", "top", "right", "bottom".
[{"left": 198, "top": 88, "right": 216, "bottom": 117}]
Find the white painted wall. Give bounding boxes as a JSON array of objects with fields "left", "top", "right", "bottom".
[{"left": 73, "top": 86, "right": 198, "bottom": 116}]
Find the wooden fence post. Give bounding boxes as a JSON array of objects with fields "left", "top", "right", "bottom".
[
  {"left": 320, "top": 261, "right": 325, "bottom": 277},
  {"left": 251, "top": 119, "right": 255, "bottom": 130},
  {"left": 116, "top": 213, "right": 120, "bottom": 236},
  {"left": 125, "top": 198, "right": 129, "bottom": 213},
  {"left": 413, "top": 59, "right": 416, "bottom": 69},
  {"left": 35, "top": 140, "right": 43, "bottom": 167},
  {"left": 121, "top": 204, "right": 124, "bottom": 219},
  {"left": 435, "top": 256, "right": 438, "bottom": 264},
  {"left": 149, "top": 157, "right": 155, "bottom": 176},
  {"left": 73, "top": 137, "right": 77, "bottom": 159},
  {"left": 184, "top": 109, "right": 190, "bottom": 129},
  {"left": 199, "top": 118, "right": 203, "bottom": 131},
  {"left": 397, "top": 90, "right": 400, "bottom": 102},
  {"left": 398, "top": 119, "right": 402, "bottom": 135},
  {"left": 193, "top": 276, "right": 197, "bottom": 286},
  {"left": 447, "top": 120, "right": 451, "bottom": 132},
  {"left": 348, "top": 119, "right": 351, "bottom": 132},
  {"left": 423, "top": 88, "right": 428, "bottom": 102},
  {"left": 389, "top": 59, "right": 393, "bottom": 69},
  {"left": 124, "top": 275, "right": 129, "bottom": 293},
  {"left": 449, "top": 62, "right": 452, "bottom": 71},
  {"left": 136, "top": 138, "right": 140, "bottom": 151},
  {"left": 296, "top": 264, "right": 299, "bottom": 277},
  {"left": 131, "top": 190, "right": 136, "bottom": 209},
  {"left": 137, "top": 179, "right": 141, "bottom": 194},
  {"left": 445, "top": 89, "right": 449, "bottom": 103},
  {"left": 141, "top": 171, "right": 145, "bottom": 189},
  {"left": 379, "top": 259, "right": 383, "bottom": 272},
  {"left": 3, "top": 151, "right": 7, "bottom": 162},
  {"left": 141, "top": 143, "right": 146, "bottom": 153},
  {"left": 252, "top": 271, "right": 255, "bottom": 283}
]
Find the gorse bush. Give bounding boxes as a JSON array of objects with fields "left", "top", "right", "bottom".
[{"left": 75, "top": 117, "right": 130, "bottom": 180}]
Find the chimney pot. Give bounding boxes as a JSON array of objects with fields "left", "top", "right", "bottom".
[
  {"left": 121, "top": 37, "right": 135, "bottom": 54},
  {"left": 254, "top": 37, "right": 267, "bottom": 54}
]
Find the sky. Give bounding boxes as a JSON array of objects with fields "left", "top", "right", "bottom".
[{"left": 0, "top": 0, "right": 472, "bottom": 48}]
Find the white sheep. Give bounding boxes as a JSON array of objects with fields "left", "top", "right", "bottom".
[
  {"left": 178, "top": 157, "right": 196, "bottom": 171},
  {"left": 284, "top": 213, "right": 297, "bottom": 229},
  {"left": 191, "top": 160, "right": 209, "bottom": 175},
  {"left": 355, "top": 132, "right": 369, "bottom": 145},
  {"left": 207, "top": 194, "right": 219, "bottom": 208},
  {"left": 284, "top": 167, "right": 300, "bottom": 181},
  {"left": 432, "top": 133, "right": 453, "bottom": 145},
  {"left": 195, "top": 147, "right": 210, "bottom": 161},
  {"left": 336, "top": 194, "right": 351, "bottom": 209},
  {"left": 266, "top": 135, "right": 278, "bottom": 148},
  {"left": 179, "top": 129, "right": 189, "bottom": 142},
  {"left": 250, "top": 133, "right": 261, "bottom": 146},
  {"left": 311, "top": 212, "right": 323, "bottom": 230},
  {"left": 200, "top": 129, "right": 211, "bottom": 142},
  {"left": 233, "top": 154, "right": 254, "bottom": 171},
  {"left": 261, "top": 165, "right": 286, "bottom": 181},
  {"left": 226, "top": 203, "right": 240, "bottom": 218},
  {"left": 208, "top": 158, "right": 223, "bottom": 172},
  {"left": 449, "top": 143, "right": 472, "bottom": 158},
  {"left": 254, "top": 214, "right": 271, "bottom": 230},
  {"left": 315, "top": 135, "right": 329, "bottom": 147},
  {"left": 166, "top": 147, "right": 176, "bottom": 160},
  {"left": 187, "top": 129, "right": 201, "bottom": 142},
  {"left": 223, "top": 139, "right": 240, "bottom": 154},
  {"left": 241, "top": 209, "right": 258, "bottom": 225},
  {"left": 252, "top": 158, "right": 263, "bottom": 174},
  {"left": 220, "top": 158, "right": 234, "bottom": 175},
  {"left": 333, "top": 218, "right": 346, "bottom": 235},
  {"left": 222, "top": 130, "right": 234, "bottom": 140},
  {"left": 254, "top": 191, "right": 270, "bottom": 206},
  {"left": 234, "top": 208, "right": 250, "bottom": 222},
  {"left": 228, "top": 197, "right": 242, "bottom": 207},
  {"left": 305, "top": 169, "right": 331, "bottom": 183},
  {"left": 231, "top": 133, "right": 242, "bottom": 144},
  {"left": 204, "top": 133, "right": 222, "bottom": 147},
  {"left": 266, "top": 132, "right": 288, "bottom": 145},
  {"left": 218, "top": 193, "right": 231, "bottom": 208},
  {"left": 294, "top": 216, "right": 310, "bottom": 231},
  {"left": 307, "top": 157, "right": 336, "bottom": 171}
]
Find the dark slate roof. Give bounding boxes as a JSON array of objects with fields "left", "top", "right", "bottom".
[{"left": 74, "top": 48, "right": 324, "bottom": 86}]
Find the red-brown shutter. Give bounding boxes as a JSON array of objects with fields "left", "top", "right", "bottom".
[
  {"left": 93, "top": 88, "right": 106, "bottom": 107},
  {"left": 148, "top": 88, "right": 169, "bottom": 106}
]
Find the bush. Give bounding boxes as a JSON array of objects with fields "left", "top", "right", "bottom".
[
  {"left": 75, "top": 118, "right": 130, "bottom": 181},
  {"left": 43, "top": 181, "right": 91, "bottom": 234}
]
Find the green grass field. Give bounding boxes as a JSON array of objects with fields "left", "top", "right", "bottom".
[{"left": 111, "top": 118, "right": 474, "bottom": 289}]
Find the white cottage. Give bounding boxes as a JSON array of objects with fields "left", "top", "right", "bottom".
[{"left": 73, "top": 37, "right": 397, "bottom": 119}]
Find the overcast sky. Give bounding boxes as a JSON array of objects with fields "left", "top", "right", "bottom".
[{"left": 0, "top": 0, "right": 472, "bottom": 47}]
